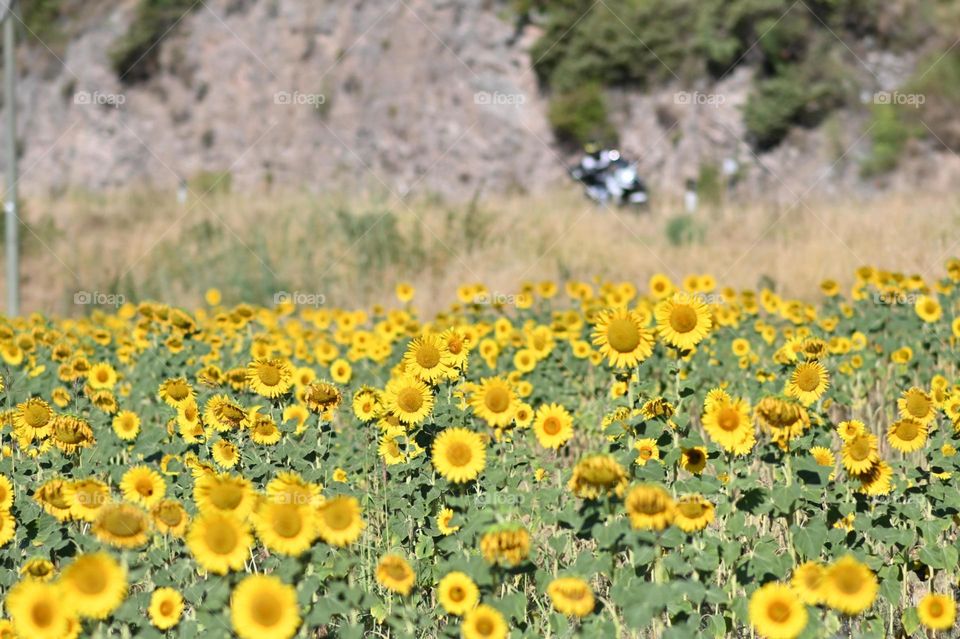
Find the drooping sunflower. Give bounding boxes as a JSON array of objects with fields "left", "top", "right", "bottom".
[
  {"left": 302, "top": 381, "right": 342, "bottom": 416},
  {"left": 315, "top": 495, "right": 365, "bottom": 547},
  {"left": 702, "top": 394, "right": 754, "bottom": 454},
  {"left": 823, "top": 555, "right": 878, "bottom": 615},
  {"left": 786, "top": 361, "right": 829, "bottom": 406},
  {"left": 253, "top": 501, "right": 317, "bottom": 556},
  {"left": 673, "top": 494, "right": 715, "bottom": 532},
  {"left": 65, "top": 478, "right": 110, "bottom": 522},
  {"left": 533, "top": 403, "right": 574, "bottom": 449},
  {"left": 480, "top": 525, "right": 531, "bottom": 567},
  {"left": 748, "top": 582, "right": 808, "bottom": 639},
  {"left": 468, "top": 377, "right": 517, "bottom": 428},
  {"left": 203, "top": 395, "right": 247, "bottom": 432},
  {"left": 547, "top": 577, "right": 595, "bottom": 618},
  {"left": 246, "top": 358, "right": 294, "bottom": 398},
  {"left": 432, "top": 428, "right": 486, "bottom": 483},
  {"left": 567, "top": 454, "right": 628, "bottom": 499},
  {"left": 591, "top": 308, "right": 655, "bottom": 368},
  {"left": 111, "top": 410, "right": 140, "bottom": 441},
  {"left": 120, "top": 465, "right": 166, "bottom": 508},
  {"left": 230, "top": 575, "right": 301, "bottom": 639},
  {"left": 403, "top": 333, "right": 453, "bottom": 382},
  {"left": 187, "top": 512, "right": 253, "bottom": 575},
  {"left": 375, "top": 554, "right": 416, "bottom": 596},
  {"left": 841, "top": 433, "right": 879, "bottom": 475},
  {"left": 461, "top": 604, "right": 508, "bottom": 639},
  {"left": 625, "top": 484, "right": 675, "bottom": 531},
  {"left": 6, "top": 580, "right": 76, "bottom": 639},
  {"left": 437, "top": 571, "right": 479, "bottom": 616},
  {"left": 917, "top": 593, "right": 956, "bottom": 631},
  {"left": 791, "top": 561, "right": 827, "bottom": 605},
  {"left": 48, "top": 415, "right": 95, "bottom": 454},
  {"left": 886, "top": 418, "right": 927, "bottom": 453},
  {"left": 34, "top": 479, "right": 73, "bottom": 521},
  {"left": 59, "top": 552, "right": 127, "bottom": 619},
  {"left": 655, "top": 293, "right": 712, "bottom": 351},
  {"left": 898, "top": 387, "right": 937, "bottom": 425},
  {"left": 382, "top": 375, "right": 434, "bottom": 426},
  {"left": 92, "top": 503, "right": 151, "bottom": 548},
  {"left": 194, "top": 473, "right": 256, "bottom": 518},
  {"left": 148, "top": 587, "right": 184, "bottom": 630}
]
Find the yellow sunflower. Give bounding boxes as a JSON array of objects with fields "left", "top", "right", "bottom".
[
  {"left": 468, "top": 377, "right": 517, "bottom": 428},
  {"left": 34, "top": 479, "right": 74, "bottom": 521},
  {"left": 625, "top": 484, "right": 675, "bottom": 531},
  {"left": 315, "top": 495, "right": 365, "bottom": 547},
  {"left": 212, "top": 439, "right": 240, "bottom": 469},
  {"left": 915, "top": 295, "right": 943, "bottom": 323},
  {"left": 533, "top": 403, "right": 574, "bottom": 449},
  {"left": 886, "top": 418, "right": 927, "bottom": 453},
  {"left": 841, "top": 433, "right": 879, "bottom": 475},
  {"left": 0, "top": 474, "right": 12, "bottom": 510},
  {"left": 917, "top": 593, "right": 956, "bottom": 631},
  {"left": 824, "top": 555, "right": 878, "bottom": 615},
  {"left": 680, "top": 446, "right": 708, "bottom": 474},
  {"left": 246, "top": 358, "right": 294, "bottom": 398},
  {"left": 14, "top": 397, "right": 54, "bottom": 443},
  {"left": 791, "top": 561, "right": 826, "bottom": 605},
  {"left": 6, "top": 580, "right": 76, "bottom": 639},
  {"left": 230, "top": 575, "right": 301, "bottom": 639},
  {"left": 158, "top": 377, "right": 194, "bottom": 409},
  {"left": 437, "top": 571, "right": 479, "bottom": 616},
  {"left": 591, "top": 308, "right": 655, "bottom": 368},
  {"left": 748, "top": 582, "right": 808, "bottom": 639},
  {"left": 111, "top": 410, "right": 140, "bottom": 440},
  {"left": 461, "top": 604, "right": 508, "bottom": 639},
  {"left": 432, "top": 428, "right": 486, "bottom": 483},
  {"left": 634, "top": 438, "right": 660, "bottom": 465},
  {"left": 253, "top": 501, "right": 317, "bottom": 556},
  {"left": 702, "top": 394, "right": 754, "bottom": 454},
  {"left": 151, "top": 499, "right": 190, "bottom": 537},
  {"left": 437, "top": 508, "right": 460, "bottom": 535},
  {"left": 376, "top": 554, "right": 416, "bottom": 596},
  {"left": 120, "top": 465, "right": 166, "bottom": 508},
  {"left": 786, "top": 361, "right": 829, "bottom": 405},
  {"left": 655, "top": 293, "right": 712, "bottom": 351},
  {"left": 92, "top": 503, "right": 151, "bottom": 548},
  {"left": 59, "top": 552, "right": 127, "bottom": 619},
  {"left": 148, "top": 587, "right": 184, "bottom": 630},
  {"left": 403, "top": 333, "right": 453, "bottom": 382},
  {"left": 567, "top": 454, "right": 628, "bottom": 499},
  {"left": 0, "top": 510, "right": 14, "bottom": 547},
  {"left": 194, "top": 473, "right": 256, "bottom": 518},
  {"left": 382, "top": 375, "right": 434, "bottom": 425},
  {"left": 187, "top": 512, "right": 253, "bottom": 575},
  {"left": 547, "top": 577, "right": 595, "bottom": 617},
  {"left": 673, "top": 494, "right": 715, "bottom": 532},
  {"left": 837, "top": 419, "right": 865, "bottom": 441},
  {"left": 898, "top": 387, "right": 936, "bottom": 425}
]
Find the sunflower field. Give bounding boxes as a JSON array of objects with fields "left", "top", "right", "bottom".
[{"left": 2, "top": 262, "right": 960, "bottom": 639}]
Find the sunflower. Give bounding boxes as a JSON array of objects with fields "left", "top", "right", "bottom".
[
  {"left": 625, "top": 484, "right": 675, "bottom": 531},
  {"left": 0, "top": 474, "right": 12, "bottom": 511},
  {"left": 212, "top": 439, "right": 240, "bottom": 469},
  {"left": 480, "top": 525, "right": 531, "bottom": 566},
  {"left": 655, "top": 293, "right": 712, "bottom": 351},
  {"left": 547, "top": 577, "right": 595, "bottom": 617},
  {"left": 837, "top": 419, "right": 865, "bottom": 441},
  {"left": 59, "top": 552, "right": 127, "bottom": 619},
  {"left": 437, "top": 508, "right": 461, "bottom": 535},
  {"left": 379, "top": 431, "right": 408, "bottom": 465},
  {"left": 915, "top": 295, "right": 943, "bottom": 323},
  {"left": 14, "top": 397, "right": 54, "bottom": 443},
  {"left": 533, "top": 403, "right": 574, "bottom": 449},
  {"left": 432, "top": 428, "right": 486, "bottom": 483},
  {"left": 898, "top": 387, "right": 936, "bottom": 425},
  {"left": 6, "top": 580, "right": 76, "bottom": 639},
  {"left": 253, "top": 501, "right": 317, "bottom": 556},
  {"left": 791, "top": 561, "right": 826, "bottom": 605},
  {"left": 376, "top": 554, "right": 416, "bottom": 596},
  {"left": 34, "top": 479, "right": 73, "bottom": 521},
  {"left": 857, "top": 460, "right": 894, "bottom": 496},
  {"left": 151, "top": 499, "right": 190, "bottom": 536},
  {"left": 403, "top": 333, "right": 453, "bottom": 382},
  {"left": 148, "top": 587, "right": 184, "bottom": 630},
  {"left": 230, "top": 575, "right": 301, "bottom": 639},
  {"left": 87, "top": 362, "right": 118, "bottom": 389},
  {"left": 680, "top": 446, "right": 708, "bottom": 474},
  {"left": 158, "top": 377, "right": 194, "bottom": 409},
  {"left": 886, "top": 418, "right": 927, "bottom": 453},
  {"left": 437, "top": 571, "right": 479, "bottom": 616},
  {"left": 461, "top": 604, "right": 508, "bottom": 639},
  {"left": 824, "top": 555, "right": 878, "bottom": 615},
  {"left": 315, "top": 495, "right": 365, "bottom": 547},
  {"left": 0, "top": 509, "right": 14, "bottom": 547},
  {"left": 111, "top": 410, "right": 140, "bottom": 440},
  {"left": 92, "top": 503, "right": 151, "bottom": 548},
  {"left": 567, "top": 454, "right": 628, "bottom": 499},
  {"left": 120, "top": 465, "right": 166, "bottom": 508},
  {"left": 468, "top": 377, "right": 517, "bottom": 428},
  {"left": 267, "top": 471, "right": 322, "bottom": 508},
  {"left": 382, "top": 375, "right": 434, "bottom": 425},
  {"left": 302, "top": 381, "right": 342, "bottom": 415},
  {"left": 917, "top": 593, "right": 956, "bottom": 631},
  {"left": 203, "top": 395, "right": 246, "bottom": 432},
  {"left": 634, "top": 438, "right": 660, "bottom": 465},
  {"left": 65, "top": 478, "right": 110, "bottom": 522},
  {"left": 786, "top": 361, "right": 829, "bottom": 405},
  {"left": 246, "top": 358, "right": 294, "bottom": 398},
  {"left": 809, "top": 446, "right": 835, "bottom": 473},
  {"left": 673, "top": 494, "right": 715, "bottom": 532},
  {"left": 591, "top": 308, "right": 654, "bottom": 368},
  {"left": 702, "top": 394, "right": 754, "bottom": 454},
  {"left": 748, "top": 582, "right": 808, "bottom": 639},
  {"left": 187, "top": 512, "right": 253, "bottom": 575},
  {"left": 841, "top": 433, "right": 879, "bottom": 475},
  {"left": 194, "top": 473, "right": 256, "bottom": 518},
  {"left": 250, "top": 412, "right": 282, "bottom": 445}
]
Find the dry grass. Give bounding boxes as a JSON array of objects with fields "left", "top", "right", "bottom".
[{"left": 5, "top": 187, "right": 960, "bottom": 316}]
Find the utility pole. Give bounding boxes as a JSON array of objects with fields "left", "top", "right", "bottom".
[{"left": 2, "top": 0, "right": 17, "bottom": 316}]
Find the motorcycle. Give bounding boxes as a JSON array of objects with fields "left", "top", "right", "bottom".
[{"left": 570, "top": 149, "right": 648, "bottom": 208}]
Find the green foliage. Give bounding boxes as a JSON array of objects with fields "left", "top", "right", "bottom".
[
  {"left": 188, "top": 170, "right": 233, "bottom": 196},
  {"left": 547, "top": 83, "right": 618, "bottom": 148},
  {"left": 860, "top": 105, "right": 914, "bottom": 177},
  {"left": 665, "top": 213, "right": 704, "bottom": 246},
  {"left": 696, "top": 162, "right": 723, "bottom": 208},
  {"left": 109, "top": 0, "right": 198, "bottom": 82}
]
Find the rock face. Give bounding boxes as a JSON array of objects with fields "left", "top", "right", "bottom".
[{"left": 1, "top": 0, "right": 955, "bottom": 202}]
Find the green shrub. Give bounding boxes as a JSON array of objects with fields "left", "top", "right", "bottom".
[
  {"left": 860, "top": 105, "right": 914, "bottom": 177},
  {"left": 547, "top": 83, "right": 618, "bottom": 148},
  {"left": 19, "top": 0, "right": 67, "bottom": 51},
  {"left": 189, "top": 170, "right": 233, "bottom": 196},
  {"left": 109, "top": 0, "right": 198, "bottom": 82},
  {"left": 665, "top": 214, "right": 705, "bottom": 247}
]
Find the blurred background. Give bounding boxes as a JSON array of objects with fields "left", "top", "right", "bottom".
[{"left": 1, "top": 0, "right": 959, "bottom": 314}]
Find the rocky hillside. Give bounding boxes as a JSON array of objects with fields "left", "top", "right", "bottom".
[{"left": 3, "top": 0, "right": 960, "bottom": 202}]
